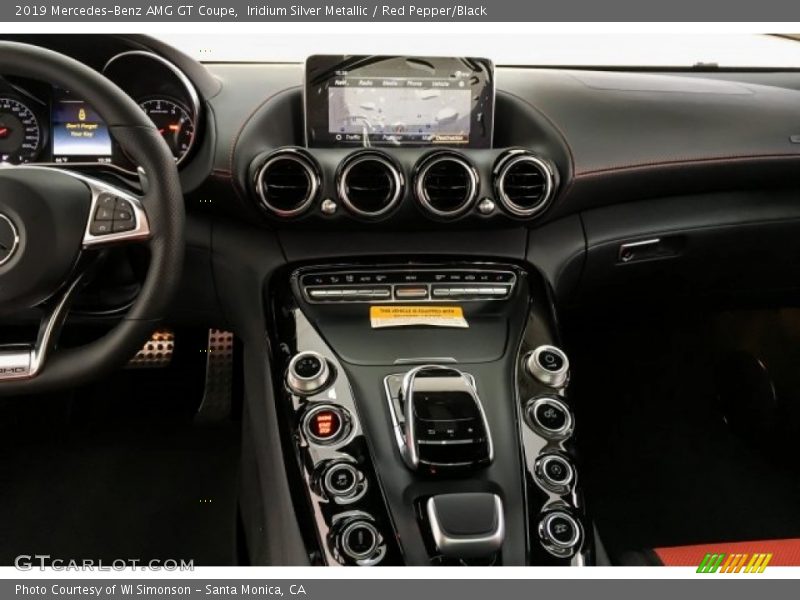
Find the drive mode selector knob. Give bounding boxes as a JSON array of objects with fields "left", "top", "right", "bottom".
[
  {"left": 538, "top": 511, "right": 582, "bottom": 558},
  {"left": 526, "top": 345, "right": 570, "bottom": 388},
  {"left": 525, "top": 396, "right": 574, "bottom": 439},
  {"left": 286, "top": 351, "right": 332, "bottom": 395}
]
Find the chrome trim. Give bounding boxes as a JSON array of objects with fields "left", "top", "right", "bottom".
[
  {"left": 477, "top": 197, "right": 496, "bottom": 215},
  {"left": 102, "top": 50, "right": 201, "bottom": 168},
  {"left": 619, "top": 238, "right": 662, "bottom": 263},
  {"left": 0, "top": 275, "right": 84, "bottom": 381},
  {"left": 525, "top": 396, "right": 574, "bottom": 440},
  {"left": 286, "top": 350, "right": 331, "bottom": 395},
  {"left": 494, "top": 151, "right": 555, "bottom": 218},
  {"left": 337, "top": 152, "right": 403, "bottom": 218},
  {"left": 525, "top": 345, "right": 570, "bottom": 388},
  {"left": 393, "top": 357, "right": 458, "bottom": 365},
  {"left": 427, "top": 494, "right": 505, "bottom": 559},
  {"left": 415, "top": 153, "right": 479, "bottom": 218},
  {"left": 0, "top": 213, "right": 20, "bottom": 267},
  {"left": 255, "top": 149, "right": 320, "bottom": 218}
]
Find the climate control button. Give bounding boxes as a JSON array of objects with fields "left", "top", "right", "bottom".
[{"left": 526, "top": 345, "right": 570, "bottom": 388}]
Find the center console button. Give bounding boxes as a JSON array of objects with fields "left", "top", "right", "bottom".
[
  {"left": 323, "top": 462, "right": 360, "bottom": 497},
  {"left": 394, "top": 285, "right": 428, "bottom": 300},
  {"left": 302, "top": 404, "right": 351, "bottom": 445},
  {"left": 526, "top": 396, "right": 573, "bottom": 439},
  {"left": 538, "top": 511, "right": 582, "bottom": 557},
  {"left": 340, "top": 520, "right": 380, "bottom": 561},
  {"left": 286, "top": 351, "right": 332, "bottom": 395},
  {"left": 534, "top": 454, "right": 575, "bottom": 493},
  {"left": 526, "top": 345, "right": 570, "bottom": 388}
]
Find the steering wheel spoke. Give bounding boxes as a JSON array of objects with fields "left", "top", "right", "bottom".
[{"left": 0, "top": 273, "right": 86, "bottom": 381}]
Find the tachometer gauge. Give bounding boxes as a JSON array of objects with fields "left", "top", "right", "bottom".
[
  {"left": 139, "top": 98, "right": 195, "bottom": 163},
  {"left": 0, "top": 97, "right": 41, "bottom": 164}
]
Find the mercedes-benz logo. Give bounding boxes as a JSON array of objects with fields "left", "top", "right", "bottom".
[{"left": 0, "top": 213, "right": 20, "bottom": 267}]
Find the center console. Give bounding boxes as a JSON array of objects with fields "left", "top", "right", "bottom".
[{"left": 267, "top": 262, "right": 592, "bottom": 566}]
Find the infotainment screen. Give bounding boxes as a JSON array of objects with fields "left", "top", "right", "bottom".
[
  {"left": 51, "top": 87, "right": 113, "bottom": 164},
  {"left": 305, "top": 55, "right": 494, "bottom": 148}
]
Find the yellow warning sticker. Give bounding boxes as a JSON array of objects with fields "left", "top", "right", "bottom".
[{"left": 369, "top": 306, "right": 468, "bottom": 329}]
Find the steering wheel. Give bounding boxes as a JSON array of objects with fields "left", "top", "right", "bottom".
[{"left": 0, "top": 41, "right": 185, "bottom": 395}]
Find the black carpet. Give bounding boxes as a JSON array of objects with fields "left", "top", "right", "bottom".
[
  {"left": 0, "top": 370, "right": 240, "bottom": 566},
  {"left": 566, "top": 307, "right": 800, "bottom": 561}
]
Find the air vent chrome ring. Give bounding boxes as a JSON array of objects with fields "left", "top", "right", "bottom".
[
  {"left": 414, "top": 152, "right": 479, "bottom": 218},
  {"left": 494, "top": 152, "right": 555, "bottom": 218},
  {"left": 254, "top": 148, "right": 320, "bottom": 217},
  {"left": 337, "top": 151, "right": 404, "bottom": 218}
]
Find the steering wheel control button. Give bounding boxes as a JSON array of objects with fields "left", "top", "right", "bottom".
[
  {"left": 302, "top": 404, "right": 351, "bottom": 446},
  {"left": 286, "top": 351, "right": 331, "bottom": 395},
  {"left": 538, "top": 511, "right": 582, "bottom": 558},
  {"left": 534, "top": 454, "right": 575, "bottom": 493},
  {"left": 526, "top": 345, "right": 570, "bottom": 388},
  {"left": 340, "top": 520, "right": 380, "bottom": 561},
  {"left": 526, "top": 396, "right": 574, "bottom": 439},
  {"left": 90, "top": 195, "right": 137, "bottom": 236},
  {"left": 112, "top": 199, "right": 136, "bottom": 232},
  {"left": 323, "top": 462, "right": 360, "bottom": 497}
]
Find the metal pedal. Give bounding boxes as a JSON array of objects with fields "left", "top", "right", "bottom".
[
  {"left": 126, "top": 329, "right": 175, "bottom": 369},
  {"left": 195, "top": 329, "right": 235, "bottom": 422}
]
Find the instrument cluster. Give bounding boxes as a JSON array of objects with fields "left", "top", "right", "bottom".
[{"left": 0, "top": 50, "right": 200, "bottom": 172}]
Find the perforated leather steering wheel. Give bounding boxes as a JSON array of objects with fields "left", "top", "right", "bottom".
[{"left": 0, "top": 41, "right": 185, "bottom": 395}]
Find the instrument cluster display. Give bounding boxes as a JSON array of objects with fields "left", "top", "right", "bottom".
[{"left": 0, "top": 50, "right": 200, "bottom": 171}]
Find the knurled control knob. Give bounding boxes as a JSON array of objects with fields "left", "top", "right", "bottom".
[
  {"left": 534, "top": 454, "right": 575, "bottom": 493},
  {"left": 538, "top": 510, "right": 582, "bottom": 558},
  {"left": 525, "top": 345, "right": 570, "bottom": 388},
  {"left": 286, "top": 351, "right": 331, "bottom": 395},
  {"left": 338, "top": 519, "right": 381, "bottom": 562},
  {"left": 526, "top": 396, "right": 574, "bottom": 439},
  {"left": 322, "top": 461, "right": 362, "bottom": 498}
]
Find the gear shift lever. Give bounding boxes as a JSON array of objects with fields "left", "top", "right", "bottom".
[{"left": 427, "top": 493, "right": 505, "bottom": 559}]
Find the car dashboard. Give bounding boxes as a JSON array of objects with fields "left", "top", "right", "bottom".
[{"left": 3, "top": 34, "right": 800, "bottom": 568}]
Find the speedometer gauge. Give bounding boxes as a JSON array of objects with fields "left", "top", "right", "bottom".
[
  {"left": 0, "top": 97, "right": 41, "bottom": 164},
  {"left": 139, "top": 98, "right": 195, "bottom": 163}
]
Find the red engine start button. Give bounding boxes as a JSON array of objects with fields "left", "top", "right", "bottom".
[{"left": 304, "top": 406, "right": 346, "bottom": 444}]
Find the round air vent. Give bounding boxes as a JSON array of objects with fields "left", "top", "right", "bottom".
[
  {"left": 494, "top": 152, "right": 555, "bottom": 218},
  {"left": 414, "top": 152, "right": 478, "bottom": 218},
  {"left": 337, "top": 152, "right": 403, "bottom": 218},
  {"left": 254, "top": 149, "right": 320, "bottom": 217}
]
